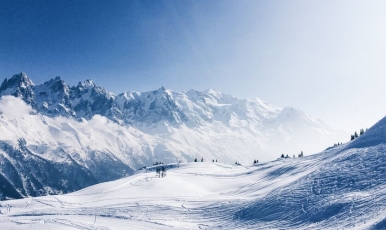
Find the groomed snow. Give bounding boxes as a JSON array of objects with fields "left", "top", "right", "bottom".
[
  {"left": 2, "top": 127, "right": 386, "bottom": 230},
  {"left": 0, "top": 161, "right": 302, "bottom": 229}
]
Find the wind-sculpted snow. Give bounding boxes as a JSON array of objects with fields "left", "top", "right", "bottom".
[{"left": 2, "top": 136, "right": 386, "bottom": 229}]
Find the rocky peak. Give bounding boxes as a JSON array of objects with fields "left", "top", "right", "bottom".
[
  {"left": 32, "top": 77, "right": 73, "bottom": 117},
  {"left": 43, "top": 76, "right": 69, "bottom": 94},
  {"left": 78, "top": 79, "right": 96, "bottom": 88},
  {"left": 0, "top": 72, "right": 35, "bottom": 105},
  {"left": 67, "top": 79, "right": 117, "bottom": 120}
]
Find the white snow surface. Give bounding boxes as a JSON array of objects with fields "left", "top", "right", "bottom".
[
  {"left": 0, "top": 94, "right": 346, "bottom": 166},
  {"left": 2, "top": 115, "right": 386, "bottom": 229},
  {"left": 0, "top": 73, "right": 348, "bottom": 165}
]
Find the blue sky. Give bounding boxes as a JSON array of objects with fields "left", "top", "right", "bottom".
[{"left": 1, "top": 0, "right": 386, "bottom": 132}]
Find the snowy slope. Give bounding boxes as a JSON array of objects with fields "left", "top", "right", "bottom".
[
  {"left": 0, "top": 116, "right": 385, "bottom": 229},
  {"left": 0, "top": 73, "right": 347, "bottom": 161},
  {"left": 0, "top": 73, "right": 347, "bottom": 198}
]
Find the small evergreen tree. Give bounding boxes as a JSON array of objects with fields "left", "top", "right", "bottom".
[
  {"left": 354, "top": 131, "right": 358, "bottom": 138},
  {"left": 281, "top": 154, "right": 284, "bottom": 158},
  {"left": 360, "top": 128, "right": 364, "bottom": 135},
  {"left": 201, "top": 157, "right": 203, "bottom": 162},
  {"left": 194, "top": 158, "right": 197, "bottom": 162}
]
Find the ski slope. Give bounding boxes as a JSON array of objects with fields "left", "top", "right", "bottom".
[
  {"left": 1, "top": 161, "right": 308, "bottom": 229},
  {"left": 2, "top": 116, "right": 386, "bottom": 230}
]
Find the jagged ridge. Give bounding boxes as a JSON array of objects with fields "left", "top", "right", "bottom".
[{"left": 0, "top": 72, "right": 347, "bottom": 199}]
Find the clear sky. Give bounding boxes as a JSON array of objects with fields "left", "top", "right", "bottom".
[{"left": 1, "top": 0, "right": 386, "bottom": 133}]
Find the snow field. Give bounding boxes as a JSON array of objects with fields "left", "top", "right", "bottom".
[
  {"left": 2, "top": 115, "right": 386, "bottom": 229},
  {"left": 0, "top": 154, "right": 342, "bottom": 230},
  {"left": 0, "top": 161, "right": 309, "bottom": 229}
]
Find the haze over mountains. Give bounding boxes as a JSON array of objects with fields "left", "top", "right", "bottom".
[
  {"left": 1, "top": 115, "right": 386, "bottom": 229},
  {"left": 0, "top": 73, "right": 346, "bottom": 199}
]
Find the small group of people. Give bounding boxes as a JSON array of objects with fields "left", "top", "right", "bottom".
[{"left": 0, "top": 203, "right": 11, "bottom": 214}]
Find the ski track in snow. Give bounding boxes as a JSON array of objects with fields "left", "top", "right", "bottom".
[{"left": 2, "top": 137, "right": 386, "bottom": 229}]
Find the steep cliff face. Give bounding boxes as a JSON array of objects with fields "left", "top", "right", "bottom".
[
  {"left": 34, "top": 76, "right": 74, "bottom": 117},
  {"left": 0, "top": 73, "right": 35, "bottom": 106},
  {"left": 70, "top": 79, "right": 117, "bottom": 120},
  {"left": 0, "top": 73, "right": 347, "bottom": 199}
]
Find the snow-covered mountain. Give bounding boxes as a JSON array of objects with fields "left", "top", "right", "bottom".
[
  {"left": 0, "top": 72, "right": 346, "bottom": 199},
  {"left": 0, "top": 116, "right": 385, "bottom": 229}
]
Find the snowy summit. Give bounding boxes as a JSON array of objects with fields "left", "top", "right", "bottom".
[{"left": 0, "top": 73, "right": 346, "bottom": 199}]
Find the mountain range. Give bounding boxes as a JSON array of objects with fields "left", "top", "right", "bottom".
[
  {"left": 0, "top": 72, "right": 347, "bottom": 199},
  {"left": 1, "top": 115, "right": 385, "bottom": 229}
]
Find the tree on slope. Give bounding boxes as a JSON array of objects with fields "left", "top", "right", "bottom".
[{"left": 360, "top": 128, "right": 364, "bottom": 135}]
